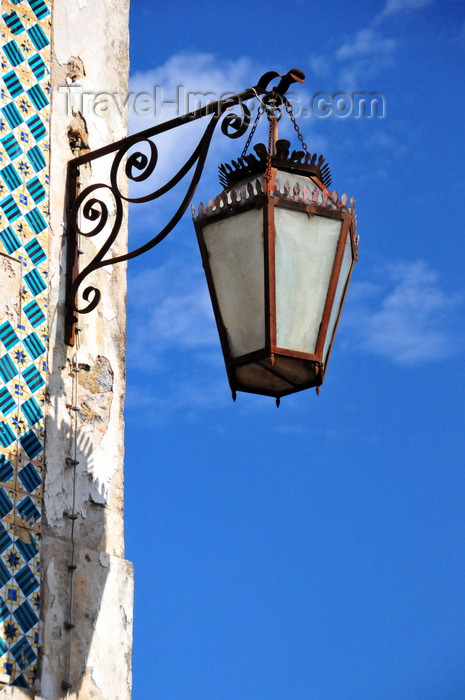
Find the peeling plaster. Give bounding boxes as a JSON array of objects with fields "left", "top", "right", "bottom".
[
  {"left": 99, "top": 552, "right": 110, "bottom": 568},
  {"left": 38, "top": 0, "right": 133, "bottom": 695}
]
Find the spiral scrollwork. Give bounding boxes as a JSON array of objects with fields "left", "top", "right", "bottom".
[
  {"left": 108, "top": 137, "right": 159, "bottom": 203},
  {"left": 68, "top": 183, "right": 123, "bottom": 315},
  {"left": 71, "top": 184, "right": 117, "bottom": 238},
  {"left": 65, "top": 68, "right": 308, "bottom": 344},
  {"left": 125, "top": 139, "right": 158, "bottom": 182},
  {"left": 220, "top": 102, "right": 252, "bottom": 140},
  {"left": 76, "top": 284, "right": 101, "bottom": 315}
]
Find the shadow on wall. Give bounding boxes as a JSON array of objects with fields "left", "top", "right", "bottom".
[{"left": 42, "top": 308, "right": 128, "bottom": 698}]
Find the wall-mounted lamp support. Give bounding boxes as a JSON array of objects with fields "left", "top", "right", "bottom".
[{"left": 64, "top": 68, "right": 306, "bottom": 345}]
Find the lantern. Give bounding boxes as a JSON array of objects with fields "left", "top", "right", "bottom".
[{"left": 193, "top": 137, "right": 358, "bottom": 403}]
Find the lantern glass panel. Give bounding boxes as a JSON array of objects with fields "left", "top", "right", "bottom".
[
  {"left": 275, "top": 207, "right": 343, "bottom": 353},
  {"left": 323, "top": 230, "right": 353, "bottom": 364},
  {"left": 202, "top": 207, "right": 265, "bottom": 357}
]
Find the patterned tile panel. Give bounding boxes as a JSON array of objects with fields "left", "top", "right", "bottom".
[{"left": 0, "top": 0, "right": 50, "bottom": 688}]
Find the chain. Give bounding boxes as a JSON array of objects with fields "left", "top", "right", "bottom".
[
  {"left": 241, "top": 94, "right": 308, "bottom": 184},
  {"left": 284, "top": 97, "right": 310, "bottom": 157},
  {"left": 240, "top": 103, "right": 264, "bottom": 158},
  {"left": 265, "top": 114, "right": 274, "bottom": 183}
]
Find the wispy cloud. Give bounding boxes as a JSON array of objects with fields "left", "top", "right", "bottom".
[
  {"left": 128, "top": 52, "right": 261, "bottom": 171},
  {"left": 124, "top": 372, "right": 229, "bottom": 426},
  {"left": 374, "top": 0, "right": 436, "bottom": 24},
  {"left": 125, "top": 255, "right": 230, "bottom": 421},
  {"left": 330, "top": 28, "right": 396, "bottom": 92},
  {"left": 128, "top": 52, "right": 327, "bottom": 186},
  {"left": 344, "top": 260, "right": 463, "bottom": 364},
  {"left": 309, "top": 29, "right": 395, "bottom": 94},
  {"left": 126, "top": 53, "right": 277, "bottom": 245},
  {"left": 309, "top": 0, "right": 436, "bottom": 91},
  {"left": 335, "top": 28, "right": 396, "bottom": 62},
  {"left": 126, "top": 259, "right": 218, "bottom": 370},
  {"left": 129, "top": 53, "right": 254, "bottom": 168}
]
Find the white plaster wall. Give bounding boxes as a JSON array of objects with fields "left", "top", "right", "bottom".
[{"left": 33, "top": 0, "right": 133, "bottom": 697}]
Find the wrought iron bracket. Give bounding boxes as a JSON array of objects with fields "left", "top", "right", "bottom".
[{"left": 64, "top": 68, "right": 305, "bottom": 345}]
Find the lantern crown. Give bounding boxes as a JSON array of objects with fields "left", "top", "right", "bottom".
[{"left": 218, "top": 138, "right": 332, "bottom": 190}]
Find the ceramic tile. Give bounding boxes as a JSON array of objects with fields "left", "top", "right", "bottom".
[{"left": 0, "top": 0, "right": 49, "bottom": 685}]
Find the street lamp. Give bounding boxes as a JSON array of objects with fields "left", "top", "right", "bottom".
[{"left": 65, "top": 68, "right": 358, "bottom": 403}]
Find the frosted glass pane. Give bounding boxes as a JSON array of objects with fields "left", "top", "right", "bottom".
[
  {"left": 202, "top": 208, "right": 265, "bottom": 357},
  {"left": 275, "top": 208, "right": 342, "bottom": 353},
  {"left": 323, "top": 232, "right": 353, "bottom": 364}
]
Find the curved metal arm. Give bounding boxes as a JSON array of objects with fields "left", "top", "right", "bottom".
[{"left": 65, "top": 68, "right": 306, "bottom": 344}]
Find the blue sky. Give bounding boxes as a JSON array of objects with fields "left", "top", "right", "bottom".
[{"left": 123, "top": 1, "right": 465, "bottom": 698}]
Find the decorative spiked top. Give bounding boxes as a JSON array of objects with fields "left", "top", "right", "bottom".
[{"left": 218, "top": 138, "right": 332, "bottom": 190}]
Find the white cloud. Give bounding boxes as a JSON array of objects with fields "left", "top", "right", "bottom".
[
  {"left": 126, "top": 260, "right": 219, "bottom": 370},
  {"left": 344, "top": 260, "right": 463, "bottom": 364},
  {"left": 328, "top": 28, "right": 397, "bottom": 92},
  {"left": 127, "top": 53, "right": 325, "bottom": 193},
  {"left": 375, "top": 0, "right": 435, "bottom": 22},
  {"left": 125, "top": 53, "right": 283, "bottom": 243},
  {"left": 125, "top": 372, "right": 229, "bottom": 426},
  {"left": 128, "top": 52, "right": 262, "bottom": 180},
  {"left": 336, "top": 28, "right": 396, "bottom": 61},
  {"left": 140, "top": 287, "right": 216, "bottom": 350},
  {"left": 308, "top": 28, "right": 396, "bottom": 94},
  {"left": 128, "top": 52, "right": 255, "bottom": 162},
  {"left": 124, "top": 255, "right": 231, "bottom": 420},
  {"left": 123, "top": 239, "right": 240, "bottom": 421},
  {"left": 312, "top": 0, "right": 435, "bottom": 90}
]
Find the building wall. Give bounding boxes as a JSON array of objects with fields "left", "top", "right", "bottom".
[{"left": 1, "top": 0, "right": 133, "bottom": 696}]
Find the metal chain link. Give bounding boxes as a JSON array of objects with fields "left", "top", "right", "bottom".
[
  {"left": 284, "top": 98, "right": 310, "bottom": 157},
  {"left": 240, "top": 103, "right": 264, "bottom": 158},
  {"left": 241, "top": 94, "right": 308, "bottom": 183}
]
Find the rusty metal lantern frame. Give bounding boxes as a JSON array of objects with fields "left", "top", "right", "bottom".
[
  {"left": 64, "top": 68, "right": 307, "bottom": 345},
  {"left": 193, "top": 154, "right": 358, "bottom": 402},
  {"left": 64, "top": 66, "right": 357, "bottom": 402},
  {"left": 192, "top": 114, "right": 358, "bottom": 403}
]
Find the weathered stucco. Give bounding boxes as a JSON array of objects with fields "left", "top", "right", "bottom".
[
  {"left": 43, "top": 0, "right": 133, "bottom": 697},
  {"left": 41, "top": 0, "right": 133, "bottom": 696},
  {"left": 0, "top": 255, "right": 22, "bottom": 324}
]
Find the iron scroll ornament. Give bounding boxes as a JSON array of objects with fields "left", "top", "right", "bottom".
[{"left": 65, "top": 68, "right": 306, "bottom": 344}]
